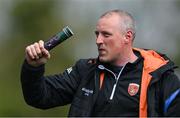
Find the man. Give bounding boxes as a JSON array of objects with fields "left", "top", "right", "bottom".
[{"left": 21, "top": 9, "right": 180, "bottom": 117}]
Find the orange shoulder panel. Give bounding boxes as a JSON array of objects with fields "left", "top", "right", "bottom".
[{"left": 133, "top": 48, "right": 168, "bottom": 117}]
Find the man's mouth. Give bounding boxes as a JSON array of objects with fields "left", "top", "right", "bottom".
[
  {"left": 98, "top": 48, "right": 105, "bottom": 51},
  {"left": 98, "top": 49, "right": 107, "bottom": 55}
]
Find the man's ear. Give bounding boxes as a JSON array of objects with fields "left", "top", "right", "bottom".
[{"left": 124, "top": 30, "right": 133, "bottom": 44}]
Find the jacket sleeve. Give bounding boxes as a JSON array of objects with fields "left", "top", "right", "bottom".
[
  {"left": 161, "top": 70, "right": 180, "bottom": 116},
  {"left": 21, "top": 59, "right": 81, "bottom": 109}
]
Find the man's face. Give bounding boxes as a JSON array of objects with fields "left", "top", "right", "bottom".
[{"left": 96, "top": 15, "right": 126, "bottom": 63}]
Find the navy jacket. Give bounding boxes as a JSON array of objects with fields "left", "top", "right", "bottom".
[{"left": 21, "top": 49, "right": 180, "bottom": 117}]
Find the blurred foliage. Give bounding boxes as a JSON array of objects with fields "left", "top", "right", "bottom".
[
  {"left": 175, "top": 38, "right": 180, "bottom": 67},
  {"left": 174, "top": 0, "right": 180, "bottom": 69},
  {"left": 12, "top": 0, "right": 54, "bottom": 36},
  {"left": 0, "top": 0, "right": 71, "bottom": 116}
]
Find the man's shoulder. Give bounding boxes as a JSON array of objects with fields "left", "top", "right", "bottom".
[
  {"left": 76, "top": 58, "right": 98, "bottom": 66},
  {"left": 75, "top": 58, "right": 98, "bottom": 70}
]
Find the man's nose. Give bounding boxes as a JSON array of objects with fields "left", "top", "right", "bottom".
[{"left": 96, "top": 34, "right": 103, "bottom": 44}]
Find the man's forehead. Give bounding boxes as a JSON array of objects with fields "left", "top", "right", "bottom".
[
  {"left": 98, "top": 14, "right": 121, "bottom": 25},
  {"left": 100, "top": 12, "right": 118, "bottom": 18},
  {"left": 96, "top": 16, "right": 121, "bottom": 29}
]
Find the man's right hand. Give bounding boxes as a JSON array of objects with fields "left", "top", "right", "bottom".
[{"left": 25, "top": 40, "right": 50, "bottom": 67}]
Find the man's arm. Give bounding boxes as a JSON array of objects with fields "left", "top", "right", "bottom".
[
  {"left": 161, "top": 70, "right": 180, "bottom": 116},
  {"left": 21, "top": 40, "right": 81, "bottom": 109}
]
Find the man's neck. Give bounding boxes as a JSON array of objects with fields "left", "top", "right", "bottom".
[{"left": 112, "top": 48, "right": 138, "bottom": 66}]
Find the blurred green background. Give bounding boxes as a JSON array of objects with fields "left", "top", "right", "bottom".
[{"left": 0, "top": 0, "right": 179, "bottom": 116}]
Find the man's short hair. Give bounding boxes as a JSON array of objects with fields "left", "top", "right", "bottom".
[{"left": 100, "top": 9, "right": 136, "bottom": 40}]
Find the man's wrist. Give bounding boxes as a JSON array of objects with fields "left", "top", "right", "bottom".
[{"left": 24, "top": 59, "right": 45, "bottom": 71}]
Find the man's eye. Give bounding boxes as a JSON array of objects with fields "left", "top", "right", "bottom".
[
  {"left": 101, "top": 31, "right": 112, "bottom": 38},
  {"left": 104, "top": 34, "right": 110, "bottom": 37}
]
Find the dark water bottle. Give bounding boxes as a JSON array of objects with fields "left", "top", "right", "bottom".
[{"left": 44, "top": 26, "right": 74, "bottom": 51}]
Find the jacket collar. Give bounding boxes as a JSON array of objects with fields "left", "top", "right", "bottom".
[
  {"left": 96, "top": 48, "right": 176, "bottom": 81},
  {"left": 133, "top": 48, "right": 177, "bottom": 84}
]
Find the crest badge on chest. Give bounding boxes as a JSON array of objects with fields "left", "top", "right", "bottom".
[{"left": 128, "top": 83, "right": 139, "bottom": 96}]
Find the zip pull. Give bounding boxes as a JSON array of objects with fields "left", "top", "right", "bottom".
[
  {"left": 109, "top": 64, "right": 126, "bottom": 100},
  {"left": 110, "top": 84, "right": 117, "bottom": 100}
]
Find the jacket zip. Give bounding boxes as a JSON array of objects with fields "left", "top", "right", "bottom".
[{"left": 98, "top": 64, "right": 126, "bottom": 100}]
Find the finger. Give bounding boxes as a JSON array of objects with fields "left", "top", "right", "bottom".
[
  {"left": 42, "top": 48, "right": 50, "bottom": 59},
  {"left": 39, "top": 40, "right": 50, "bottom": 59},
  {"left": 26, "top": 46, "right": 35, "bottom": 60},
  {"left": 39, "top": 40, "right": 44, "bottom": 50},
  {"left": 34, "top": 42, "right": 42, "bottom": 57},
  {"left": 30, "top": 44, "right": 39, "bottom": 59}
]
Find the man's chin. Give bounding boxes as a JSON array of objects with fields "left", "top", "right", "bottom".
[{"left": 98, "top": 56, "right": 109, "bottom": 63}]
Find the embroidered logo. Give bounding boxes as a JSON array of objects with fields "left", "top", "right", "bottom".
[
  {"left": 81, "top": 87, "right": 93, "bottom": 96},
  {"left": 66, "top": 67, "right": 72, "bottom": 74},
  {"left": 128, "top": 83, "right": 139, "bottom": 96}
]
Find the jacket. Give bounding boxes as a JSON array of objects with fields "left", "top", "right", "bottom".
[{"left": 21, "top": 48, "right": 180, "bottom": 117}]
